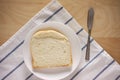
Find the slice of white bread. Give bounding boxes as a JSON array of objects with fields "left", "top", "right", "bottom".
[{"left": 30, "top": 30, "right": 72, "bottom": 69}]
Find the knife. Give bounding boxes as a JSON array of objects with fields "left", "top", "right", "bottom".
[{"left": 85, "top": 8, "right": 94, "bottom": 61}]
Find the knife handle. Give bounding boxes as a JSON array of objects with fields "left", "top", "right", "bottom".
[{"left": 85, "top": 31, "right": 91, "bottom": 60}]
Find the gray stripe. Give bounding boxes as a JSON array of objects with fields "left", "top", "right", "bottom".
[
  {"left": 93, "top": 60, "right": 115, "bottom": 80},
  {"left": 1, "top": 61, "right": 24, "bottom": 80},
  {"left": 43, "top": 7, "right": 63, "bottom": 22},
  {"left": 76, "top": 28, "right": 83, "bottom": 35},
  {"left": 71, "top": 49, "right": 104, "bottom": 80},
  {"left": 64, "top": 17, "right": 73, "bottom": 24},
  {"left": 25, "top": 73, "right": 33, "bottom": 80},
  {"left": 115, "top": 75, "right": 120, "bottom": 80},
  {"left": 82, "top": 38, "right": 94, "bottom": 50},
  {"left": 0, "top": 40, "right": 24, "bottom": 63}
]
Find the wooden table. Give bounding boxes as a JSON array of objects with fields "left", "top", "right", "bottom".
[{"left": 0, "top": 0, "right": 120, "bottom": 63}]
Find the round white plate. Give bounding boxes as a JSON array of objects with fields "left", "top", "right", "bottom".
[{"left": 23, "top": 22, "right": 81, "bottom": 80}]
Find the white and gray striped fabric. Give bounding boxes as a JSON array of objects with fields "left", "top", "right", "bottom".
[{"left": 0, "top": 0, "right": 120, "bottom": 80}]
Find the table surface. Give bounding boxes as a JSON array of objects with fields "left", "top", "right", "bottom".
[{"left": 0, "top": 0, "right": 120, "bottom": 64}]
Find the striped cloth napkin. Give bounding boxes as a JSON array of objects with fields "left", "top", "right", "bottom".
[{"left": 0, "top": 0, "right": 120, "bottom": 80}]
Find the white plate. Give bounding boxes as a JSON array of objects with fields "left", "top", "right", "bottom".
[{"left": 23, "top": 22, "right": 81, "bottom": 80}]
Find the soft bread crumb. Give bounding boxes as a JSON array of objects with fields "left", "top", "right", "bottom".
[{"left": 30, "top": 30, "right": 72, "bottom": 69}]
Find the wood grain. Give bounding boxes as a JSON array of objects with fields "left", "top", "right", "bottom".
[{"left": 0, "top": 0, "right": 120, "bottom": 63}]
